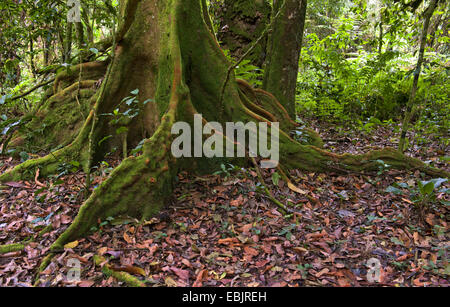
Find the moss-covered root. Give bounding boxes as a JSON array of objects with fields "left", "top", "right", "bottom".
[
  {"left": 94, "top": 255, "right": 146, "bottom": 287},
  {"left": 0, "top": 113, "right": 93, "bottom": 183},
  {"left": 284, "top": 145, "right": 450, "bottom": 178},
  {"left": 51, "top": 115, "right": 176, "bottom": 249},
  {"left": 34, "top": 253, "right": 55, "bottom": 286},
  {"left": 0, "top": 226, "right": 53, "bottom": 255},
  {"left": 0, "top": 243, "right": 25, "bottom": 254}
]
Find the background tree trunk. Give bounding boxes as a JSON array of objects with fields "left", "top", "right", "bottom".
[
  {"left": 398, "top": 0, "right": 438, "bottom": 152},
  {"left": 263, "top": 0, "right": 308, "bottom": 119},
  {"left": 215, "top": 0, "right": 271, "bottom": 68},
  {"left": 64, "top": 22, "right": 73, "bottom": 63}
]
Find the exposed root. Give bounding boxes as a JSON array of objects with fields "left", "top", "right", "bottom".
[
  {"left": 0, "top": 113, "right": 93, "bottom": 182},
  {"left": 94, "top": 255, "right": 146, "bottom": 287},
  {"left": 34, "top": 253, "right": 54, "bottom": 286},
  {"left": 283, "top": 145, "right": 449, "bottom": 178},
  {"left": 50, "top": 144, "right": 174, "bottom": 249},
  {"left": 250, "top": 157, "right": 290, "bottom": 214},
  {"left": 237, "top": 79, "right": 296, "bottom": 130},
  {"left": 7, "top": 80, "right": 98, "bottom": 152},
  {"left": 0, "top": 243, "right": 25, "bottom": 254},
  {"left": 53, "top": 60, "right": 108, "bottom": 93},
  {"left": 0, "top": 225, "right": 53, "bottom": 255},
  {"left": 50, "top": 13, "right": 186, "bottom": 248}
]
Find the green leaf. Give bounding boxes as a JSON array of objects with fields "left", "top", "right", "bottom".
[
  {"left": 390, "top": 237, "right": 404, "bottom": 246},
  {"left": 19, "top": 151, "right": 29, "bottom": 162},
  {"left": 70, "top": 161, "right": 80, "bottom": 168},
  {"left": 440, "top": 200, "right": 450, "bottom": 206},
  {"left": 271, "top": 172, "right": 280, "bottom": 186},
  {"left": 421, "top": 181, "right": 435, "bottom": 196},
  {"left": 125, "top": 97, "right": 137, "bottom": 106},
  {"left": 429, "top": 178, "right": 447, "bottom": 189},
  {"left": 386, "top": 186, "right": 403, "bottom": 195},
  {"left": 89, "top": 48, "right": 99, "bottom": 55},
  {"left": 130, "top": 89, "right": 139, "bottom": 95}
]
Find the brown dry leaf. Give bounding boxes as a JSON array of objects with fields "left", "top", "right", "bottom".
[
  {"left": 165, "top": 276, "right": 178, "bottom": 287},
  {"left": 123, "top": 232, "right": 134, "bottom": 244},
  {"left": 97, "top": 247, "right": 108, "bottom": 255},
  {"left": 181, "top": 258, "right": 192, "bottom": 268},
  {"left": 425, "top": 214, "right": 435, "bottom": 226},
  {"left": 16, "top": 190, "right": 27, "bottom": 198},
  {"left": 241, "top": 223, "right": 253, "bottom": 234},
  {"left": 60, "top": 214, "right": 72, "bottom": 224},
  {"left": 413, "top": 277, "right": 426, "bottom": 287},
  {"left": 337, "top": 278, "right": 351, "bottom": 287},
  {"left": 78, "top": 280, "right": 95, "bottom": 287},
  {"left": 244, "top": 246, "right": 259, "bottom": 257},
  {"left": 230, "top": 195, "right": 244, "bottom": 206},
  {"left": 171, "top": 267, "right": 189, "bottom": 280},
  {"left": 401, "top": 198, "right": 413, "bottom": 204},
  {"left": 247, "top": 281, "right": 260, "bottom": 287},
  {"left": 315, "top": 268, "right": 330, "bottom": 278},
  {"left": 193, "top": 269, "right": 208, "bottom": 287},
  {"left": 218, "top": 238, "right": 238, "bottom": 245},
  {"left": 292, "top": 247, "right": 308, "bottom": 253},
  {"left": 110, "top": 265, "right": 146, "bottom": 277}
]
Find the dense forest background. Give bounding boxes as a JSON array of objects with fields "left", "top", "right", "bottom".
[{"left": 0, "top": 0, "right": 448, "bottom": 287}]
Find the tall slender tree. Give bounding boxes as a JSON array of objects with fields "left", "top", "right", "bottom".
[
  {"left": 263, "top": 0, "right": 308, "bottom": 118},
  {"left": 398, "top": 0, "right": 439, "bottom": 152}
]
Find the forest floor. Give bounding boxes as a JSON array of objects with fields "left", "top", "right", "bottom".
[{"left": 0, "top": 120, "right": 448, "bottom": 287}]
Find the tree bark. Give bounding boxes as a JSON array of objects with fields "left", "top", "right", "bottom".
[
  {"left": 216, "top": 0, "right": 271, "bottom": 67},
  {"left": 263, "top": 0, "right": 308, "bottom": 119},
  {"left": 64, "top": 22, "right": 73, "bottom": 63}
]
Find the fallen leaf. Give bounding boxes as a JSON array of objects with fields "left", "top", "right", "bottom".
[
  {"left": 165, "top": 276, "right": 178, "bottom": 287},
  {"left": 64, "top": 241, "right": 79, "bottom": 249},
  {"left": 123, "top": 232, "right": 134, "bottom": 244},
  {"left": 171, "top": 267, "right": 189, "bottom": 280},
  {"left": 110, "top": 265, "right": 146, "bottom": 277},
  {"left": 288, "top": 182, "right": 307, "bottom": 194}
]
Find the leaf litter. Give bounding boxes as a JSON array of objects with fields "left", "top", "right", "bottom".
[{"left": 0, "top": 123, "right": 448, "bottom": 287}]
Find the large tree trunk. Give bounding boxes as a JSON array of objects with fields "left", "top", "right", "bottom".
[
  {"left": 263, "top": 0, "right": 308, "bottom": 118},
  {"left": 0, "top": 0, "right": 447, "bottom": 251}
]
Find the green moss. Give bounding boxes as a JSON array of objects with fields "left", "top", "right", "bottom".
[
  {"left": 8, "top": 82, "right": 98, "bottom": 155},
  {"left": 0, "top": 243, "right": 25, "bottom": 254},
  {"left": 0, "top": 110, "right": 95, "bottom": 182},
  {"left": 94, "top": 255, "right": 146, "bottom": 287}
]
